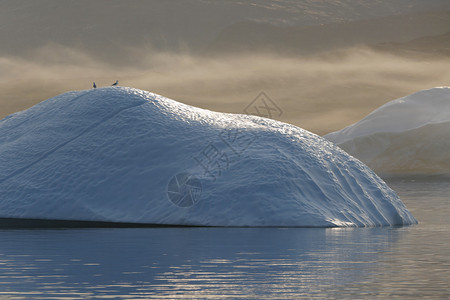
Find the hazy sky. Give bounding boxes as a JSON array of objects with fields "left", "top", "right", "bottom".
[{"left": 1, "top": 0, "right": 449, "bottom": 135}]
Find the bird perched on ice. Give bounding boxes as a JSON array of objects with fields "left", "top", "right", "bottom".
[
  {"left": 112, "top": 80, "right": 119, "bottom": 86},
  {"left": 93, "top": 82, "right": 97, "bottom": 88}
]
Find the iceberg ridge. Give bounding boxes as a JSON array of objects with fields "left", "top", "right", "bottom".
[
  {"left": 325, "top": 87, "right": 450, "bottom": 175},
  {"left": 0, "top": 87, "right": 417, "bottom": 227}
]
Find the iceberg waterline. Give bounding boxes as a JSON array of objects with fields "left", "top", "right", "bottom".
[
  {"left": 0, "top": 87, "right": 417, "bottom": 227},
  {"left": 325, "top": 87, "right": 450, "bottom": 175}
]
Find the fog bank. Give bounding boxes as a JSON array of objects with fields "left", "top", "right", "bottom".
[{"left": 1, "top": 45, "right": 449, "bottom": 135}]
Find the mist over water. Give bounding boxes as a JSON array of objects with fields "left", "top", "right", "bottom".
[
  {"left": 1, "top": 45, "right": 449, "bottom": 135},
  {"left": 2, "top": 1, "right": 450, "bottom": 135}
]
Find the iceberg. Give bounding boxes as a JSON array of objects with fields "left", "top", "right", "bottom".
[
  {"left": 0, "top": 87, "right": 417, "bottom": 227},
  {"left": 325, "top": 87, "right": 450, "bottom": 176}
]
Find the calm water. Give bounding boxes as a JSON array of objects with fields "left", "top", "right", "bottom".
[{"left": 0, "top": 178, "right": 448, "bottom": 299}]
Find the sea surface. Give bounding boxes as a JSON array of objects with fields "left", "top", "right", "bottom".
[{"left": 0, "top": 177, "right": 448, "bottom": 299}]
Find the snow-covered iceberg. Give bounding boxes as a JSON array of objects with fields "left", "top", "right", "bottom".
[
  {"left": 325, "top": 87, "right": 450, "bottom": 176},
  {"left": 0, "top": 87, "right": 417, "bottom": 227}
]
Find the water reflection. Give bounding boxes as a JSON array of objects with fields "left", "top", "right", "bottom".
[
  {"left": 0, "top": 178, "right": 447, "bottom": 298},
  {"left": 0, "top": 227, "right": 406, "bottom": 299}
]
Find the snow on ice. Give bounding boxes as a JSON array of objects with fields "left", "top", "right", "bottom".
[{"left": 0, "top": 87, "right": 417, "bottom": 226}]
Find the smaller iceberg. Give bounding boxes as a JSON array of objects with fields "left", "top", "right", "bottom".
[{"left": 325, "top": 87, "right": 450, "bottom": 176}]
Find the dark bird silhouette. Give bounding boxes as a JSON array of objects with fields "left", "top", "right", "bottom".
[
  {"left": 93, "top": 82, "right": 97, "bottom": 88},
  {"left": 112, "top": 80, "right": 118, "bottom": 86}
]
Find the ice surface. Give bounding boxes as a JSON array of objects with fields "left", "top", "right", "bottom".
[
  {"left": 0, "top": 87, "right": 416, "bottom": 226},
  {"left": 325, "top": 87, "right": 450, "bottom": 175}
]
